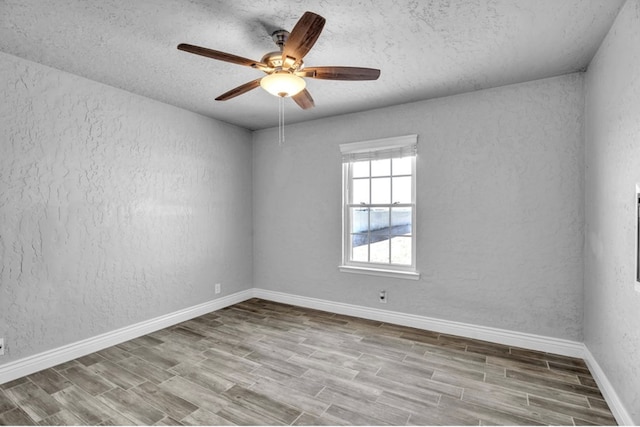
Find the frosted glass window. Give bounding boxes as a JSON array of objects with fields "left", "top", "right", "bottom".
[
  {"left": 352, "top": 161, "right": 369, "bottom": 178},
  {"left": 371, "top": 178, "right": 391, "bottom": 204},
  {"left": 392, "top": 157, "right": 412, "bottom": 175},
  {"left": 392, "top": 177, "right": 412, "bottom": 203},
  {"left": 371, "top": 159, "right": 391, "bottom": 177},
  {"left": 352, "top": 179, "right": 370, "bottom": 204}
]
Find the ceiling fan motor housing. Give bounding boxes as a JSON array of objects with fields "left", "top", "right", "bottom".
[
  {"left": 262, "top": 30, "right": 305, "bottom": 71},
  {"left": 261, "top": 51, "right": 284, "bottom": 68},
  {"left": 271, "top": 30, "right": 289, "bottom": 49},
  {"left": 260, "top": 51, "right": 305, "bottom": 71}
]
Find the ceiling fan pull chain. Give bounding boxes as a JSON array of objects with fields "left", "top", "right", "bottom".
[{"left": 279, "top": 96, "right": 285, "bottom": 146}]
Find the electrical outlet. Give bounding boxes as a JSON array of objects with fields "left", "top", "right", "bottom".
[
  {"left": 379, "top": 290, "right": 387, "bottom": 304},
  {"left": 0, "top": 338, "right": 4, "bottom": 356},
  {"left": 215, "top": 283, "right": 221, "bottom": 294}
]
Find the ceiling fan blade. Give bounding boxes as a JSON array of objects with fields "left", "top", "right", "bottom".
[
  {"left": 294, "top": 70, "right": 317, "bottom": 78},
  {"left": 178, "top": 43, "right": 268, "bottom": 70},
  {"left": 292, "top": 89, "right": 315, "bottom": 110},
  {"left": 215, "top": 78, "right": 262, "bottom": 101},
  {"left": 282, "top": 12, "right": 326, "bottom": 68},
  {"left": 303, "top": 66, "right": 381, "bottom": 81}
]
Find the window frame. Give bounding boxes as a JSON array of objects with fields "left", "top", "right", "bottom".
[{"left": 339, "top": 135, "right": 420, "bottom": 280}]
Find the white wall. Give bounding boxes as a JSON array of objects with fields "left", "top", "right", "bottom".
[
  {"left": 0, "top": 52, "right": 253, "bottom": 364},
  {"left": 584, "top": 0, "right": 640, "bottom": 422},
  {"left": 253, "top": 74, "right": 585, "bottom": 341}
]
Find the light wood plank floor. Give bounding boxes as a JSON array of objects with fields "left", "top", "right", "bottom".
[{"left": 0, "top": 298, "right": 616, "bottom": 425}]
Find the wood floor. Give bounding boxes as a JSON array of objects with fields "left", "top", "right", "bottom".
[{"left": 0, "top": 298, "right": 616, "bottom": 426}]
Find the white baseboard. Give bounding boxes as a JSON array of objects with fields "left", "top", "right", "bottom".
[
  {"left": 0, "top": 289, "right": 253, "bottom": 385},
  {"left": 583, "top": 347, "right": 635, "bottom": 426},
  {"left": 252, "top": 289, "right": 585, "bottom": 358}
]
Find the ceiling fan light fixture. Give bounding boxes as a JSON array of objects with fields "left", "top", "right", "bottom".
[{"left": 260, "top": 71, "right": 306, "bottom": 97}]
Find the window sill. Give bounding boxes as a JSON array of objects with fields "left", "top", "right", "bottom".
[{"left": 339, "top": 265, "right": 420, "bottom": 280}]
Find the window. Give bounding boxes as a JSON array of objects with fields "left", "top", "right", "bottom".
[{"left": 340, "top": 135, "right": 419, "bottom": 280}]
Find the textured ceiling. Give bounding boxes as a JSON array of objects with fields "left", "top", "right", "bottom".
[{"left": 0, "top": 0, "right": 626, "bottom": 130}]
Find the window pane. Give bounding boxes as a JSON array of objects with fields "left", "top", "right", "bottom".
[
  {"left": 371, "top": 177, "right": 390, "bottom": 204},
  {"left": 392, "top": 157, "right": 412, "bottom": 175},
  {"left": 392, "top": 176, "right": 412, "bottom": 203},
  {"left": 352, "top": 179, "right": 370, "bottom": 204},
  {"left": 369, "top": 208, "right": 389, "bottom": 237},
  {"left": 352, "top": 161, "right": 369, "bottom": 178},
  {"left": 369, "top": 238, "right": 390, "bottom": 263},
  {"left": 350, "top": 207, "right": 369, "bottom": 233},
  {"left": 391, "top": 207, "right": 412, "bottom": 235},
  {"left": 351, "top": 233, "right": 369, "bottom": 248},
  {"left": 371, "top": 159, "right": 390, "bottom": 177},
  {"left": 391, "top": 236, "right": 412, "bottom": 265},
  {"left": 370, "top": 232, "right": 390, "bottom": 247},
  {"left": 351, "top": 235, "right": 369, "bottom": 262}
]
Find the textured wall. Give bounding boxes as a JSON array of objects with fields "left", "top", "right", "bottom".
[
  {"left": 0, "top": 52, "right": 253, "bottom": 364},
  {"left": 253, "top": 73, "right": 584, "bottom": 340},
  {"left": 584, "top": 0, "right": 640, "bottom": 422}
]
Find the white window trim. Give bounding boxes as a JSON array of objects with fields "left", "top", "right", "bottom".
[
  {"left": 339, "top": 134, "right": 420, "bottom": 280},
  {"left": 338, "top": 265, "right": 421, "bottom": 280}
]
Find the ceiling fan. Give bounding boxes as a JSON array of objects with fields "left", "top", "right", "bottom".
[{"left": 177, "top": 11, "right": 381, "bottom": 110}]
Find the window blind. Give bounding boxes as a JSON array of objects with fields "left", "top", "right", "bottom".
[{"left": 340, "top": 134, "right": 418, "bottom": 163}]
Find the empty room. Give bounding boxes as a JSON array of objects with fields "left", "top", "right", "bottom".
[{"left": 1, "top": 0, "right": 639, "bottom": 425}]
